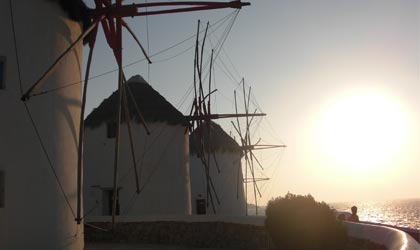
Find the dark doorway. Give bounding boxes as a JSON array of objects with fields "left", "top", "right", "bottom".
[
  {"left": 0, "top": 171, "right": 4, "bottom": 208},
  {"left": 196, "top": 198, "right": 206, "bottom": 215},
  {"left": 102, "top": 188, "right": 120, "bottom": 216}
]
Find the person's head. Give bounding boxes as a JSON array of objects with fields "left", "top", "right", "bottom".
[{"left": 351, "top": 206, "right": 357, "bottom": 215}]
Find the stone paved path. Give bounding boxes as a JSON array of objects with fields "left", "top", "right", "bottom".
[{"left": 85, "top": 243, "right": 253, "bottom": 250}]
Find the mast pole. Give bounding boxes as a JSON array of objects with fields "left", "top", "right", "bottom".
[
  {"left": 76, "top": 26, "right": 98, "bottom": 224},
  {"left": 112, "top": 0, "right": 124, "bottom": 230},
  {"left": 122, "top": 81, "right": 141, "bottom": 194},
  {"left": 243, "top": 82, "right": 258, "bottom": 216}
]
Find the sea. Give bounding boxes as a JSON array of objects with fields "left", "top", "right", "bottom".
[
  {"left": 329, "top": 199, "right": 420, "bottom": 230},
  {"left": 250, "top": 199, "right": 420, "bottom": 231}
]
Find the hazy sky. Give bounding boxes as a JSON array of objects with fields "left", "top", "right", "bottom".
[{"left": 83, "top": 0, "right": 419, "bottom": 204}]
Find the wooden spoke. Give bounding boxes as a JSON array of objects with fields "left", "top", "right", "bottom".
[{"left": 122, "top": 21, "right": 152, "bottom": 64}]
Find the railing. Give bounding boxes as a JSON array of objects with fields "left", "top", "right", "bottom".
[{"left": 344, "top": 221, "right": 419, "bottom": 250}]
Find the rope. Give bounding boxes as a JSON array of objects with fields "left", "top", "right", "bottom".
[
  {"left": 204, "top": 24, "right": 240, "bottom": 87},
  {"left": 31, "top": 81, "right": 80, "bottom": 97},
  {"left": 83, "top": 200, "right": 99, "bottom": 218},
  {"left": 221, "top": 47, "right": 242, "bottom": 82},
  {"left": 118, "top": 121, "right": 166, "bottom": 188},
  {"left": 138, "top": 134, "right": 148, "bottom": 185},
  {"left": 121, "top": 191, "right": 138, "bottom": 215},
  {"left": 175, "top": 10, "right": 239, "bottom": 112},
  {"left": 205, "top": 23, "right": 248, "bottom": 108},
  {"left": 8, "top": 0, "right": 76, "bottom": 218},
  {"left": 120, "top": 129, "right": 181, "bottom": 214},
  {"left": 23, "top": 98, "right": 77, "bottom": 218},
  {"left": 84, "top": 222, "right": 109, "bottom": 232},
  {"left": 31, "top": 11, "right": 237, "bottom": 98},
  {"left": 176, "top": 84, "right": 194, "bottom": 109},
  {"left": 213, "top": 10, "right": 239, "bottom": 62},
  {"left": 152, "top": 43, "right": 195, "bottom": 63},
  {"left": 8, "top": 0, "right": 23, "bottom": 95},
  {"left": 145, "top": 0, "right": 151, "bottom": 82}
]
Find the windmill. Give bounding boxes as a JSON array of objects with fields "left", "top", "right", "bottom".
[
  {"left": 3, "top": 0, "right": 249, "bottom": 248},
  {"left": 186, "top": 20, "right": 266, "bottom": 215},
  {"left": 83, "top": 75, "right": 192, "bottom": 219},
  {"left": 231, "top": 79, "right": 286, "bottom": 215}
]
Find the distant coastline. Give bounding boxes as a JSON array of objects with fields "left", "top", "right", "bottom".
[{"left": 246, "top": 204, "right": 266, "bottom": 216}]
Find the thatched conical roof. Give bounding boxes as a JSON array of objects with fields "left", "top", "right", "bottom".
[
  {"left": 85, "top": 75, "right": 187, "bottom": 128},
  {"left": 190, "top": 121, "right": 242, "bottom": 155}
]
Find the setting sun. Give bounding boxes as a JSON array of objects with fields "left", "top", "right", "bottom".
[{"left": 316, "top": 90, "right": 409, "bottom": 173}]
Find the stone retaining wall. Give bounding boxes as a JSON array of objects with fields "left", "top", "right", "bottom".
[{"left": 85, "top": 221, "right": 270, "bottom": 249}]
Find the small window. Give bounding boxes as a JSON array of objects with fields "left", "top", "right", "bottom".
[
  {"left": 107, "top": 122, "right": 116, "bottom": 138},
  {"left": 0, "top": 56, "right": 6, "bottom": 90},
  {"left": 0, "top": 171, "right": 4, "bottom": 208}
]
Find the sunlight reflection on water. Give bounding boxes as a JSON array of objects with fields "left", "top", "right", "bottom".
[{"left": 330, "top": 199, "right": 420, "bottom": 230}]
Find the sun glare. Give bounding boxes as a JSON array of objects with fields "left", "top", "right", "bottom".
[{"left": 316, "top": 91, "right": 408, "bottom": 173}]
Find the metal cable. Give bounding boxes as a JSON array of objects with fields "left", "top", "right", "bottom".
[
  {"left": 8, "top": 0, "right": 76, "bottom": 218},
  {"left": 175, "top": 9, "right": 239, "bottom": 112},
  {"left": 145, "top": 0, "right": 151, "bottom": 82},
  {"left": 119, "top": 129, "right": 181, "bottom": 214},
  {"left": 30, "top": 10, "right": 237, "bottom": 98}
]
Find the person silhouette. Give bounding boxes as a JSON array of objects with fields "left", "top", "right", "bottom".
[{"left": 347, "top": 206, "right": 359, "bottom": 222}]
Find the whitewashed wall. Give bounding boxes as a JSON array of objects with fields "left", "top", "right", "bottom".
[
  {"left": 0, "top": 1, "right": 83, "bottom": 249},
  {"left": 84, "top": 122, "right": 191, "bottom": 217},
  {"left": 190, "top": 152, "right": 246, "bottom": 216}
]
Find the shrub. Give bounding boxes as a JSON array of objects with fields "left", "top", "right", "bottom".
[{"left": 265, "top": 193, "right": 348, "bottom": 250}]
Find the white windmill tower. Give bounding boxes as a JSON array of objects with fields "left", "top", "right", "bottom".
[
  {"left": 1, "top": 1, "right": 86, "bottom": 249},
  {"left": 190, "top": 121, "right": 247, "bottom": 215},
  {"left": 83, "top": 75, "right": 191, "bottom": 217}
]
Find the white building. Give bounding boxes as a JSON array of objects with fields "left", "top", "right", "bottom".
[
  {"left": 84, "top": 75, "right": 191, "bottom": 217},
  {"left": 0, "top": 1, "right": 85, "bottom": 249},
  {"left": 190, "top": 121, "right": 246, "bottom": 216}
]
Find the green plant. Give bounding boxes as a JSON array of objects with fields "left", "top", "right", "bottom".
[{"left": 265, "top": 193, "right": 348, "bottom": 250}]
